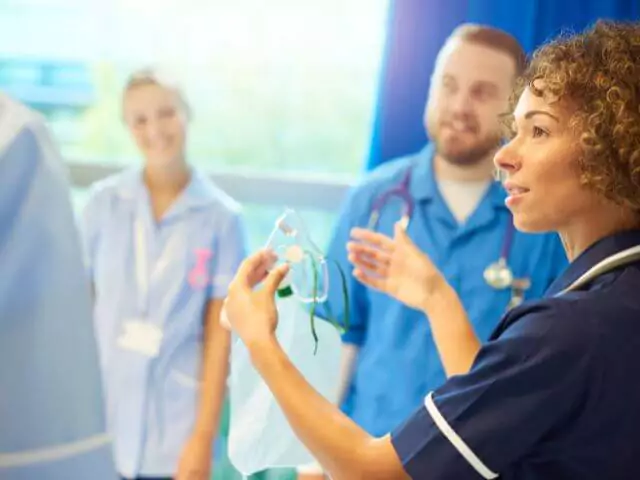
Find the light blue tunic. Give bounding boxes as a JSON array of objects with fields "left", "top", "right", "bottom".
[{"left": 81, "top": 167, "right": 247, "bottom": 477}]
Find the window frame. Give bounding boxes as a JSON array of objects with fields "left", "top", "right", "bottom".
[{"left": 67, "top": 161, "right": 353, "bottom": 211}]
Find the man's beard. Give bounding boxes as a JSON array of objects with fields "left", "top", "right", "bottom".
[
  {"left": 429, "top": 115, "right": 502, "bottom": 166},
  {"left": 433, "top": 131, "right": 502, "bottom": 166}
]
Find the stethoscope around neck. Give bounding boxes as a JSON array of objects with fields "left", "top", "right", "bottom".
[
  {"left": 366, "top": 167, "right": 519, "bottom": 292},
  {"left": 483, "top": 220, "right": 517, "bottom": 290}
]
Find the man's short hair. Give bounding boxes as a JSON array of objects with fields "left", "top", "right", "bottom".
[{"left": 446, "top": 23, "right": 526, "bottom": 75}]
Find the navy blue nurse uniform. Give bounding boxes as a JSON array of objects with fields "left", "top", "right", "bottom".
[{"left": 392, "top": 230, "right": 640, "bottom": 480}]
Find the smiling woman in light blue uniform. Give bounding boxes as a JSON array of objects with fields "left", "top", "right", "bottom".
[{"left": 80, "top": 69, "right": 246, "bottom": 480}]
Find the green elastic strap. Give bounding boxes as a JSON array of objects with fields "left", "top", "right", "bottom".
[
  {"left": 308, "top": 254, "right": 350, "bottom": 355},
  {"left": 309, "top": 261, "right": 320, "bottom": 355},
  {"left": 276, "top": 250, "right": 350, "bottom": 355}
]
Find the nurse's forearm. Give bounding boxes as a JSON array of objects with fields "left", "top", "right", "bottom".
[
  {"left": 194, "top": 299, "right": 230, "bottom": 441},
  {"left": 335, "top": 343, "right": 359, "bottom": 405},
  {"left": 422, "top": 281, "right": 481, "bottom": 377},
  {"left": 248, "top": 336, "right": 409, "bottom": 480}
]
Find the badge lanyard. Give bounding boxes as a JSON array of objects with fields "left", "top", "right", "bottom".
[
  {"left": 134, "top": 217, "right": 180, "bottom": 318},
  {"left": 133, "top": 215, "right": 195, "bottom": 434}
]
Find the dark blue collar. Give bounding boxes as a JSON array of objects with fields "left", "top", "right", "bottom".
[{"left": 545, "top": 229, "right": 640, "bottom": 297}]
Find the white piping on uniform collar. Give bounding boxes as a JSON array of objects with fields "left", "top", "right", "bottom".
[{"left": 558, "top": 244, "right": 640, "bottom": 295}]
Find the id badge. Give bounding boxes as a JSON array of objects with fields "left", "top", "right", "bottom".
[{"left": 117, "top": 320, "right": 163, "bottom": 358}]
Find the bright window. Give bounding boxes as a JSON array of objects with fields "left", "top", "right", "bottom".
[
  {"left": 3, "top": 0, "right": 388, "bottom": 250},
  {"left": 0, "top": 0, "right": 388, "bottom": 177}
]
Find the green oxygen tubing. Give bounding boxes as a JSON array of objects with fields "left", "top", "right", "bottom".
[{"left": 276, "top": 250, "right": 350, "bottom": 355}]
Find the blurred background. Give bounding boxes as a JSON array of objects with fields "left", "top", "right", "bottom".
[
  {"left": 0, "top": 0, "right": 389, "bottom": 254},
  {"left": 2, "top": 0, "right": 638, "bottom": 478}
]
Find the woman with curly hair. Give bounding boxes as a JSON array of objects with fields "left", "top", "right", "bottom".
[{"left": 221, "top": 19, "right": 640, "bottom": 480}]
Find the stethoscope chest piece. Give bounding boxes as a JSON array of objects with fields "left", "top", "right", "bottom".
[{"left": 483, "top": 257, "right": 514, "bottom": 290}]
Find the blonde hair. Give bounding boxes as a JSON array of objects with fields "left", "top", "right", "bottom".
[{"left": 122, "top": 67, "right": 191, "bottom": 119}]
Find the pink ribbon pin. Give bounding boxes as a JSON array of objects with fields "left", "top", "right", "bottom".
[{"left": 188, "top": 248, "right": 213, "bottom": 289}]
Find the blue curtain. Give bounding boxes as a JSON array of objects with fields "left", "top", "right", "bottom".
[{"left": 366, "top": 0, "right": 640, "bottom": 170}]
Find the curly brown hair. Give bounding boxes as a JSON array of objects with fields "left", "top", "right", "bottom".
[{"left": 510, "top": 20, "right": 640, "bottom": 212}]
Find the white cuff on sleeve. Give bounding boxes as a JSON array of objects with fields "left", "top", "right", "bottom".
[{"left": 425, "top": 392, "right": 499, "bottom": 479}]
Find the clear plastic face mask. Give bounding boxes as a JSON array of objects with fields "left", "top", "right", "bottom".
[
  {"left": 227, "top": 209, "right": 346, "bottom": 475},
  {"left": 265, "top": 208, "right": 329, "bottom": 304},
  {"left": 220, "top": 208, "right": 349, "bottom": 354}
]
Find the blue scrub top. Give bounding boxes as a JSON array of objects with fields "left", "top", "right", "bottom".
[
  {"left": 0, "top": 95, "right": 116, "bottom": 479},
  {"left": 323, "top": 145, "right": 568, "bottom": 436},
  {"left": 80, "top": 168, "right": 247, "bottom": 478},
  {"left": 392, "top": 229, "right": 640, "bottom": 479}
]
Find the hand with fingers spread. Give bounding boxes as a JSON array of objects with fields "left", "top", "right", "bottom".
[
  {"left": 348, "top": 222, "right": 481, "bottom": 377},
  {"left": 224, "top": 249, "right": 290, "bottom": 349},
  {"left": 347, "top": 222, "right": 446, "bottom": 312}
]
